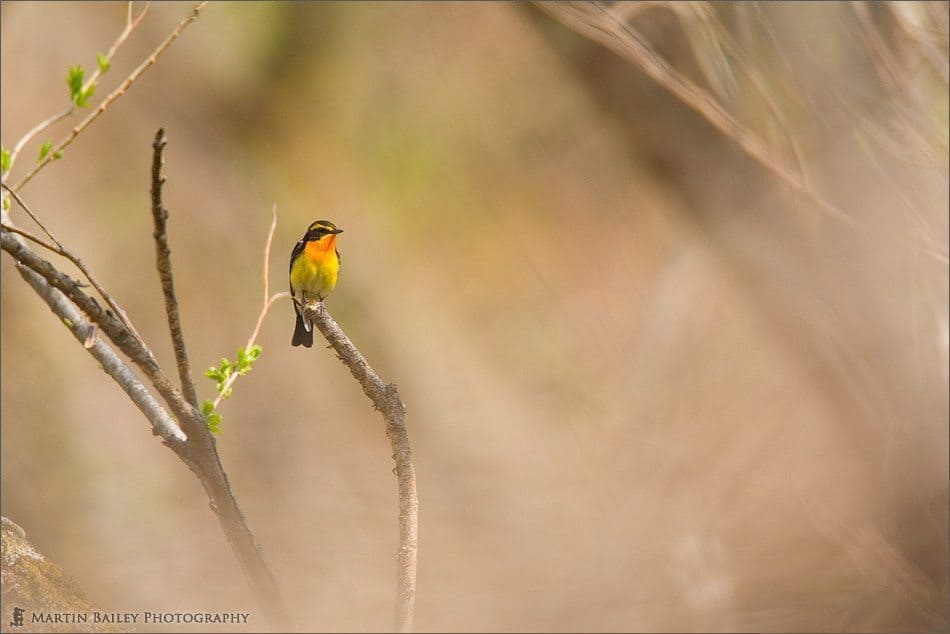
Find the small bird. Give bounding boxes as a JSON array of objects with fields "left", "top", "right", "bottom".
[{"left": 290, "top": 220, "right": 342, "bottom": 347}]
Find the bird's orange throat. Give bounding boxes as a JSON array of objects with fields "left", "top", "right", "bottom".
[{"left": 304, "top": 235, "right": 337, "bottom": 261}]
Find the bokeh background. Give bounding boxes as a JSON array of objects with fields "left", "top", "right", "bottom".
[{"left": 2, "top": 2, "right": 948, "bottom": 632}]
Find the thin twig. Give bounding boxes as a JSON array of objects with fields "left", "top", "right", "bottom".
[
  {"left": 2, "top": 183, "right": 60, "bottom": 246},
  {"left": 4, "top": 107, "right": 72, "bottom": 176},
  {"left": 12, "top": 1, "right": 208, "bottom": 193},
  {"left": 150, "top": 128, "right": 198, "bottom": 407},
  {"left": 212, "top": 207, "right": 289, "bottom": 410},
  {"left": 303, "top": 301, "right": 418, "bottom": 633},
  {"left": 0, "top": 221, "right": 61, "bottom": 255},
  {"left": 3, "top": 2, "right": 149, "bottom": 178},
  {"left": 2, "top": 184, "right": 152, "bottom": 359}
]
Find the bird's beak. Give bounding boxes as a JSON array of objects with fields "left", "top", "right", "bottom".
[{"left": 331, "top": 228, "right": 343, "bottom": 234}]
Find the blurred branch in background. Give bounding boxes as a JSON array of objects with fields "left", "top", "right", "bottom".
[
  {"left": 534, "top": 1, "right": 858, "bottom": 225},
  {"left": 303, "top": 300, "right": 418, "bottom": 633},
  {"left": 527, "top": 3, "right": 947, "bottom": 628},
  {"left": 536, "top": 1, "right": 949, "bottom": 226}
]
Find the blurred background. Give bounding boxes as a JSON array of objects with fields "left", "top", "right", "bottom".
[{"left": 2, "top": 2, "right": 947, "bottom": 632}]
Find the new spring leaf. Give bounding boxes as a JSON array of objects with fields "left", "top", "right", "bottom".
[
  {"left": 38, "top": 141, "right": 53, "bottom": 162},
  {"left": 66, "top": 65, "right": 95, "bottom": 107},
  {"left": 202, "top": 399, "right": 223, "bottom": 434}
]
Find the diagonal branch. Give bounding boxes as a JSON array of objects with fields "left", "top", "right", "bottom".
[
  {"left": 303, "top": 301, "right": 418, "bottom": 633},
  {"left": 150, "top": 128, "right": 198, "bottom": 407},
  {"left": 2, "top": 183, "right": 152, "bottom": 357},
  {"left": 3, "top": 219, "right": 187, "bottom": 448},
  {"left": 11, "top": 1, "right": 209, "bottom": 193}
]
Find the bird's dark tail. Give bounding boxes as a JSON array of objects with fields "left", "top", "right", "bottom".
[{"left": 292, "top": 309, "right": 313, "bottom": 348}]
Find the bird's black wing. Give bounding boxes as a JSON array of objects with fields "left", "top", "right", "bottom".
[
  {"left": 289, "top": 237, "right": 306, "bottom": 297},
  {"left": 290, "top": 238, "right": 306, "bottom": 275}
]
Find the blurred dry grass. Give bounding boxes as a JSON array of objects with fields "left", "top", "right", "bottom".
[{"left": 1, "top": 2, "right": 947, "bottom": 632}]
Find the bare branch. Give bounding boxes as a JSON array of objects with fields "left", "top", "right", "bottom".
[
  {"left": 2, "top": 184, "right": 152, "bottom": 357},
  {"left": 2, "top": 222, "right": 187, "bottom": 447},
  {"left": 2, "top": 2, "right": 150, "bottom": 177},
  {"left": 11, "top": 1, "right": 208, "bottom": 193},
  {"left": 150, "top": 128, "right": 198, "bottom": 407},
  {"left": 303, "top": 300, "right": 418, "bottom": 633}
]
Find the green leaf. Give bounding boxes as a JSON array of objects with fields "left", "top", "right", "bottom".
[
  {"left": 66, "top": 65, "right": 95, "bottom": 107},
  {"left": 96, "top": 52, "right": 111, "bottom": 74},
  {"left": 1, "top": 146, "right": 10, "bottom": 173},
  {"left": 207, "top": 412, "right": 223, "bottom": 434},
  {"left": 236, "top": 345, "right": 263, "bottom": 375},
  {"left": 53, "top": 151, "right": 63, "bottom": 160},
  {"left": 77, "top": 85, "right": 95, "bottom": 108},
  {"left": 67, "top": 65, "right": 85, "bottom": 104},
  {"left": 63, "top": 317, "right": 74, "bottom": 328},
  {"left": 38, "top": 141, "right": 53, "bottom": 162},
  {"left": 202, "top": 399, "right": 215, "bottom": 415},
  {"left": 2, "top": 198, "right": 9, "bottom": 211}
]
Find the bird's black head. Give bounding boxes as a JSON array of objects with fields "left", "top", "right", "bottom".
[{"left": 305, "top": 220, "right": 343, "bottom": 241}]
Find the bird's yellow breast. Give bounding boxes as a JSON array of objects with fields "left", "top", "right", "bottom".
[{"left": 291, "top": 237, "right": 339, "bottom": 301}]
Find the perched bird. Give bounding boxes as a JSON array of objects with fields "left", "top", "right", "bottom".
[{"left": 290, "top": 220, "right": 342, "bottom": 347}]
